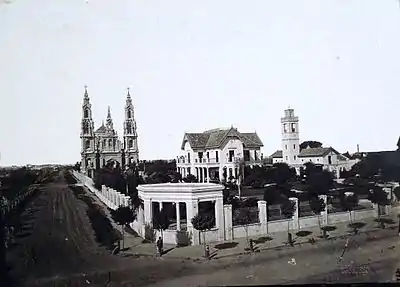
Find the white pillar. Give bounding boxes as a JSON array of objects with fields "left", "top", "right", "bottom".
[
  {"left": 215, "top": 197, "right": 224, "bottom": 241},
  {"left": 176, "top": 202, "right": 181, "bottom": 231},
  {"left": 258, "top": 200, "right": 268, "bottom": 234},
  {"left": 223, "top": 204, "right": 233, "bottom": 241},
  {"left": 186, "top": 199, "right": 199, "bottom": 245},
  {"left": 289, "top": 197, "right": 299, "bottom": 231},
  {"left": 144, "top": 199, "right": 152, "bottom": 225},
  {"left": 159, "top": 202, "right": 163, "bottom": 211}
]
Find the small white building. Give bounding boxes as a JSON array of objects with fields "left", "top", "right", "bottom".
[
  {"left": 270, "top": 108, "right": 358, "bottom": 177},
  {"left": 176, "top": 127, "right": 264, "bottom": 182}
]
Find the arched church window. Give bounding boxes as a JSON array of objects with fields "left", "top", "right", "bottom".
[
  {"left": 85, "top": 140, "right": 90, "bottom": 149},
  {"left": 126, "top": 122, "right": 132, "bottom": 134},
  {"left": 108, "top": 139, "right": 113, "bottom": 147},
  {"left": 128, "top": 139, "right": 133, "bottom": 148},
  {"left": 291, "top": 123, "right": 296, "bottom": 132},
  {"left": 127, "top": 110, "right": 132, "bottom": 118},
  {"left": 82, "top": 122, "right": 89, "bottom": 134},
  {"left": 103, "top": 139, "right": 106, "bottom": 148},
  {"left": 84, "top": 109, "right": 89, "bottom": 118}
]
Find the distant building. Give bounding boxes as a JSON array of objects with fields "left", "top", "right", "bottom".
[
  {"left": 80, "top": 87, "right": 139, "bottom": 178},
  {"left": 270, "top": 108, "right": 358, "bottom": 178},
  {"left": 176, "top": 127, "right": 264, "bottom": 182}
]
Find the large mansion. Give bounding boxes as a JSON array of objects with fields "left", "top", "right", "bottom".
[
  {"left": 270, "top": 108, "right": 358, "bottom": 177},
  {"left": 80, "top": 87, "right": 139, "bottom": 178},
  {"left": 176, "top": 127, "right": 264, "bottom": 182}
]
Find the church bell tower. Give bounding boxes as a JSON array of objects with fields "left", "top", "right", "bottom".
[
  {"left": 281, "top": 107, "right": 300, "bottom": 165},
  {"left": 80, "top": 86, "right": 95, "bottom": 175},
  {"left": 123, "top": 88, "right": 139, "bottom": 166}
]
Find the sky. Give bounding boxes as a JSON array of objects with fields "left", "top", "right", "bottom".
[{"left": 1, "top": 0, "right": 400, "bottom": 166}]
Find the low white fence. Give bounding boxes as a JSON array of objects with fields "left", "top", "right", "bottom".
[{"left": 72, "top": 171, "right": 130, "bottom": 210}]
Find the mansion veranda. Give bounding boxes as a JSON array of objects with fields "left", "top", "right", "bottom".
[{"left": 72, "top": 171, "right": 400, "bottom": 246}]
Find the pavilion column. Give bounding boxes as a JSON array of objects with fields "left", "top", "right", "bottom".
[
  {"left": 186, "top": 199, "right": 199, "bottom": 245},
  {"left": 206, "top": 167, "right": 210, "bottom": 183},
  {"left": 143, "top": 199, "right": 152, "bottom": 225},
  {"left": 159, "top": 202, "right": 163, "bottom": 211},
  {"left": 176, "top": 202, "right": 181, "bottom": 231},
  {"left": 215, "top": 196, "right": 224, "bottom": 241}
]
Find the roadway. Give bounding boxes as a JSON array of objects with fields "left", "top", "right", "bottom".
[{"left": 5, "top": 171, "right": 400, "bottom": 286}]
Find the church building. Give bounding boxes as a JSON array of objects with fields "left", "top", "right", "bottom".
[{"left": 80, "top": 86, "right": 139, "bottom": 178}]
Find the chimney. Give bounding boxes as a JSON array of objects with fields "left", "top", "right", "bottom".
[{"left": 357, "top": 144, "right": 360, "bottom": 153}]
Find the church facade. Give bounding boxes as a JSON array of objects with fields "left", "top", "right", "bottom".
[{"left": 80, "top": 87, "right": 139, "bottom": 178}]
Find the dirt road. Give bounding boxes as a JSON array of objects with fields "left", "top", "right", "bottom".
[{"left": 6, "top": 171, "right": 400, "bottom": 286}]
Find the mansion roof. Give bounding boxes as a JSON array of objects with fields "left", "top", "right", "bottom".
[
  {"left": 270, "top": 147, "right": 341, "bottom": 158},
  {"left": 181, "top": 127, "right": 263, "bottom": 150}
]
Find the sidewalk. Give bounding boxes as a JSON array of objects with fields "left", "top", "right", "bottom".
[
  {"left": 122, "top": 215, "right": 399, "bottom": 261},
  {"left": 78, "top": 183, "right": 399, "bottom": 261}
]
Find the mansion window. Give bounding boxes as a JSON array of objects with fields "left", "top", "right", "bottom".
[
  {"left": 294, "top": 156, "right": 296, "bottom": 160},
  {"left": 228, "top": 150, "right": 234, "bottom": 162},
  {"left": 85, "top": 140, "right": 90, "bottom": 149},
  {"left": 198, "top": 152, "right": 203, "bottom": 162},
  {"left": 283, "top": 124, "right": 287, "bottom": 133},
  {"left": 255, "top": 151, "right": 258, "bottom": 161},
  {"left": 108, "top": 139, "right": 112, "bottom": 147},
  {"left": 291, "top": 123, "right": 296, "bottom": 132},
  {"left": 293, "top": 144, "right": 296, "bottom": 149},
  {"left": 103, "top": 139, "right": 106, "bottom": 148},
  {"left": 128, "top": 139, "right": 133, "bottom": 148},
  {"left": 285, "top": 145, "right": 287, "bottom": 150},
  {"left": 188, "top": 153, "right": 191, "bottom": 163},
  {"left": 215, "top": 151, "right": 219, "bottom": 162},
  {"left": 244, "top": 150, "right": 250, "bottom": 161}
]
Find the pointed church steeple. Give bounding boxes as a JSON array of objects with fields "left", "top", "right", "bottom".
[
  {"left": 106, "top": 106, "right": 114, "bottom": 130},
  {"left": 123, "top": 87, "right": 139, "bottom": 165}
]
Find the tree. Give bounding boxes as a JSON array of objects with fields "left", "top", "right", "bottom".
[
  {"left": 368, "top": 186, "right": 390, "bottom": 223},
  {"left": 309, "top": 196, "right": 326, "bottom": 236},
  {"left": 307, "top": 169, "right": 334, "bottom": 196},
  {"left": 111, "top": 206, "right": 136, "bottom": 249},
  {"left": 340, "top": 193, "right": 359, "bottom": 224},
  {"left": 300, "top": 141, "right": 323, "bottom": 150},
  {"left": 280, "top": 197, "right": 296, "bottom": 245},
  {"left": 153, "top": 208, "right": 170, "bottom": 240},
  {"left": 183, "top": 174, "right": 197, "bottom": 183},
  {"left": 191, "top": 213, "right": 215, "bottom": 257},
  {"left": 233, "top": 207, "right": 255, "bottom": 248},
  {"left": 272, "top": 163, "right": 296, "bottom": 187},
  {"left": 393, "top": 186, "right": 400, "bottom": 236}
]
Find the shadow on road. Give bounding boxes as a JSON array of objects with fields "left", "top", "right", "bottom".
[{"left": 69, "top": 185, "right": 122, "bottom": 250}]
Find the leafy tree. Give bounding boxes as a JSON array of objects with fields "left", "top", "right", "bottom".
[
  {"left": 183, "top": 174, "right": 197, "bottom": 183},
  {"left": 271, "top": 162, "right": 296, "bottom": 189},
  {"left": 111, "top": 206, "right": 136, "bottom": 249},
  {"left": 280, "top": 197, "right": 296, "bottom": 244},
  {"left": 73, "top": 161, "right": 81, "bottom": 172},
  {"left": 153, "top": 208, "right": 170, "bottom": 239},
  {"left": 191, "top": 213, "right": 215, "bottom": 257},
  {"left": 307, "top": 169, "right": 334, "bottom": 196},
  {"left": 309, "top": 196, "right": 326, "bottom": 236},
  {"left": 263, "top": 185, "right": 282, "bottom": 205},
  {"left": 169, "top": 171, "right": 182, "bottom": 183},
  {"left": 340, "top": 193, "right": 359, "bottom": 224},
  {"left": 368, "top": 186, "right": 390, "bottom": 221},
  {"left": 233, "top": 207, "right": 256, "bottom": 248},
  {"left": 300, "top": 141, "right": 323, "bottom": 150}
]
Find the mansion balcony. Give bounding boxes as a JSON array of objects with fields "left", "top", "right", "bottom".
[{"left": 176, "top": 156, "right": 264, "bottom": 166}]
